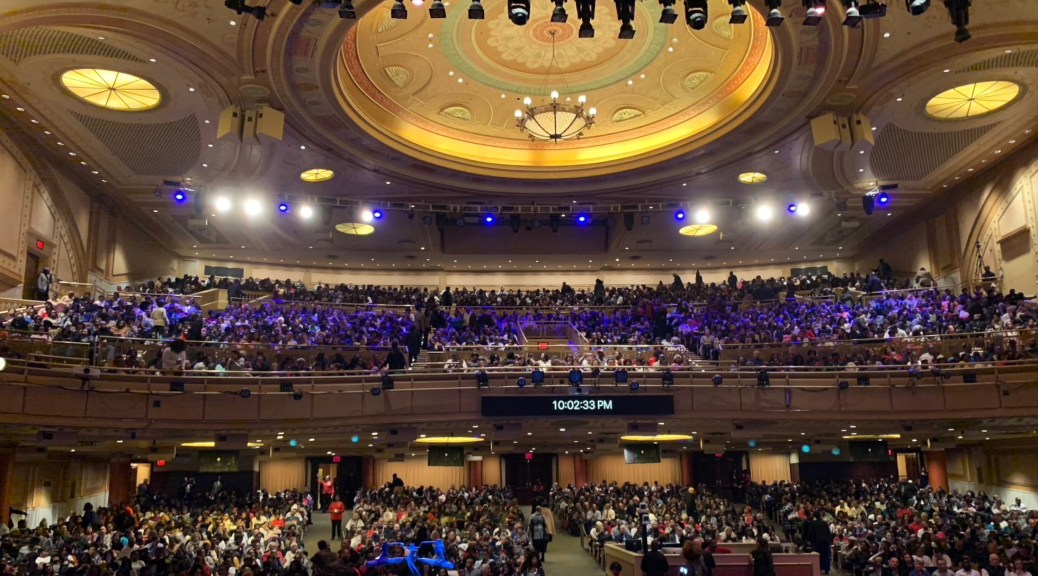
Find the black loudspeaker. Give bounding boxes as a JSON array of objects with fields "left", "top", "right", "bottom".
[{"left": 862, "top": 195, "right": 875, "bottom": 215}]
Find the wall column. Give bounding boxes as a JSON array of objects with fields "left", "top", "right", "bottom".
[
  {"left": 107, "top": 456, "right": 133, "bottom": 508},
  {"left": 574, "top": 455, "right": 587, "bottom": 486},
  {"left": 0, "top": 450, "right": 14, "bottom": 525},
  {"left": 468, "top": 460, "right": 484, "bottom": 487},
  {"left": 927, "top": 451, "right": 949, "bottom": 491},
  {"left": 680, "top": 453, "right": 694, "bottom": 486},
  {"left": 361, "top": 457, "right": 374, "bottom": 489}
]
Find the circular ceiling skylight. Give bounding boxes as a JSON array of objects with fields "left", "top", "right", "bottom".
[
  {"left": 60, "top": 68, "right": 161, "bottom": 111},
  {"left": 300, "top": 168, "right": 336, "bottom": 182},
  {"left": 925, "top": 81, "right": 1020, "bottom": 120},
  {"left": 737, "top": 172, "right": 768, "bottom": 184},
  {"left": 679, "top": 224, "right": 719, "bottom": 237},
  {"left": 335, "top": 222, "right": 375, "bottom": 236}
]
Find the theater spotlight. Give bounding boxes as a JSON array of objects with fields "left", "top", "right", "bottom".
[
  {"left": 684, "top": 0, "right": 708, "bottom": 29},
  {"left": 429, "top": 0, "right": 447, "bottom": 17},
  {"left": 551, "top": 0, "right": 568, "bottom": 21},
  {"left": 615, "top": 0, "right": 636, "bottom": 38},
  {"left": 390, "top": 0, "right": 408, "bottom": 18},
  {"left": 837, "top": 380, "right": 849, "bottom": 390},
  {"left": 905, "top": 0, "right": 929, "bottom": 14},
  {"left": 755, "top": 204, "right": 774, "bottom": 222},
  {"left": 338, "top": 0, "right": 357, "bottom": 18},
  {"left": 381, "top": 374, "right": 395, "bottom": 391},
  {"left": 278, "top": 202, "right": 290, "bottom": 214},
  {"left": 292, "top": 390, "right": 304, "bottom": 400},
  {"left": 371, "top": 386, "right": 382, "bottom": 397},
  {"left": 299, "top": 205, "right": 314, "bottom": 219},
  {"left": 469, "top": 0, "right": 485, "bottom": 18},
  {"left": 531, "top": 368, "right": 545, "bottom": 386},
  {"left": 712, "top": 374, "right": 723, "bottom": 386},
  {"left": 517, "top": 376, "right": 528, "bottom": 388},
  {"left": 173, "top": 189, "right": 188, "bottom": 203},
  {"left": 508, "top": 0, "right": 531, "bottom": 24},
  {"left": 841, "top": 0, "right": 862, "bottom": 25},
  {"left": 787, "top": 203, "right": 798, "bottom": 214},
  {"left": 659, "top": 0, "right": 678, "bottom": 23},
  {"left": 728, "top": 0, "right": 748, "bottom": 23},
  {"left": 224, "top": 0, "right": 266, "bottom": 20},
  {"left": 569, "top": 369, "right": 585, "bottom": 387},
  {"left": 240, "top": 387, "right": 252, "bottom": 399},
  {"left": 484, "top": 213, "right": 496, "bottom": 225},
  {"left": 944, "top": 0, "right": 971, "bottom": 42},
  {"left": 802, "top": 0, "right": 826, "bottom": 25},
  {"left": 576, "top": 213, "right": 591, "bottom": 224},
  {"left": 877, "top": 192, "right": 890, "bottom": 205},
  {"left": 576, "top": 0, "right": 596, "bottom": 36},
  {"left": 859, "top": 1, "right": 888, "bottom": 18},
  {"left": 476, "top": 370, "right": 490, "bottom": 388},
  {"left": 371, "top": 209, "right": 385, "bottom": 220},
  {"left": 764, "top": 0, "right": 784, "bottom": 25},
  {"left": 629, "top": 380, "right": 640, "bottom": 392},
  {"left": 614, "top": 368, "right": 629, "bottom": 385},
  {"left": 674, "top": 209, "right": 686, "bottom": 221}
]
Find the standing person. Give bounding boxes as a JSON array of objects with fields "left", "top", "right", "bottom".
[
  {"left": 682, "top": 540, "right": 710, "bottom": 576},
  {"left": 751, "top": 539, "right": 776, "bottom": 576},
  {"left": 404, "top": 328, "right": 422, "bottom": 367},
  {"left": 209, "top": 476, "right": 222, "bottom": 500},
  {"left": 151, "top": 301, "right": 169, "bottom": 337},
  {"left": 529, "top": 506, "right": 549, "bottom": 563},
  {"left": 641, "top": 540, "right": 670, "bottom": 576},
  {"left": 36, "top": 267, "right": 53, "bottom": 301},
  {"left": 310, "top": 540, "right": 340, "bottom": 576},
  {"left": 328, "top": 496, "right": 345, "bottom": 541},
  {"left": 320, "top": 474, "right": 335, "bottom": 512},
  {"left": 380, "top": 342, "right": 408, "bottom": 374},
  {"left": 803, "top": 511, "right": 834, "bottom": 575},
  {"left": 540, "top": 502, "right": 556, "bottom": 559}
]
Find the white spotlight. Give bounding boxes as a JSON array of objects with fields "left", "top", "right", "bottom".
[
  {"left": 798, "top": 202, "right": 811, "bottom": 217},
  {"left": 244, "top": 199, "right": 263, "bottom": 217},
  {"left": 694, "top": 208, "right": 711, "bottom": 224},
  {"left": 215, "top": 196, "right": 232, "bottom": 213},
  {"left": 299, "top": 205, "right": 315, "bottom": 219},
  {"left": 755, "top": 204, "right": 774, "bottom": 222},
  {"left": 360, "top": 209, "right": 374, "bottom": 223}
]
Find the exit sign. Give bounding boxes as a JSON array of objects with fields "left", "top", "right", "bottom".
[{"left": 36, "top": 239, "right": 45, "bottom": 250}]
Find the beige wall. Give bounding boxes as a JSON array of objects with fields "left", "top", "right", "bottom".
[
  {"left": 585, "top": 454, "right": 681, "bottom": 485},
  {"left": 947, "top": 441, "right": 1038, "bottom": 511},
  {"left": 10, "top": 457, "right": 109, "bottom": 528},
  {"left": 372, "top": 456, "right": 467, "bottom": 490}
]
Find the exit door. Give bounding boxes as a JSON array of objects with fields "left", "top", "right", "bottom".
[{"left": 23, "top": 252, "right": 40, "bottom": 300}]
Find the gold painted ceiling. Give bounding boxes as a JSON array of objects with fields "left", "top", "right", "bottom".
[{"left": 338, "top": 0, "right": 773, "bottom": 173}]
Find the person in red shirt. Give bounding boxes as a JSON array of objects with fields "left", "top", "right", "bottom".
[{"left": 329, "top": 495, "right": 346, "bottom": 541}]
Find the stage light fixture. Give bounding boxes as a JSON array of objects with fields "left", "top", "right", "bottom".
[
  {"left": 797, "top": 202, "right": 811, "bottom": 216},
  {"left": 531, "top": 368, "right": 545, "bottom": 386},
  {"left": 944, "top": 0, "right": 970, "bottom": 42},
  {"left": 240, "top": 388, "right": 251, "bottom": 398},
  {"left": 576, "top": 0, "right": 596, "bottom": 36},
  {"left": 551, "top": 0, "right": 568, "bottom": 21},
  {"left": 173, "top": 190, "right": 188, "bottom": 203},
  {"left": 674, "top": 210, "right": 686, "bottom": 221},
  {"left": 859, "top": 1, "right": 887, "bottom": 17},
  {"left": 616, "top": 0, "right": 636, "bottom": 38},
  {"left": 802, "top": 0, "right": 826, "bottom": 25},
  {"left": 278, "top": 202, "right": 290, "bottom": 214},
  {"left": 877, "top": 192, "right": 890, "bottom": 205},
  {"left": 338, "top": 0, "right": 357, "bottom": 18},
  {"left": 832, "top": 447, "right": 842, "bottom": 456},
  {"left": 508, "top": 0, "right": 531, "bottom": 24},
  {"left": 728, "top": 0, "right": 748, "bottom": 22},
  {"left": 614, "top": 369, "right": 629, "bottom": 385},
  {"left": 576, "top": 213, "right": 591, "bottom": 224},
  {"left": 787, "top": 203, "right": 798, "bottom": 214},
  {"left": 659, "top": 0, "right": 678, "bottom": 22},
  {"left": 842, "top": 0, "right": 862, "bottom": 25},
  {"left": 391, "top": 0, "right": 408, "bottom": 18},
  {"left": 484, "top": 213, "right": 496, "bottom": 225},
  {"left": 568, "top": 369, "right": 584, "bottom": 386},
  {"left": 224, "top": 0, "right": 267, "bottom": 20},
  {"left": 372, "top": 209, "right": 385, "bottom": 220},
  {"left": 748, "top": 439, "right": 758, "bottom": 448},
  {"left": 629, "top": 380, "right": 640, "bottom": 392},
  {"left": 801, "top": 444, "right": 812, "bottom": 453},
  {"left": 469, "top": 0, "right": 485, "bottom": 18},
  {"left": 712, "top": 374, "right": 723, "bottom": 386},
  {"left": 517, "top": 376, "right": 528, "bottom": 388},
  {"left": 684, "top": 0, "right": 708, "bottom": 28},
  {"left": 905, "top": 0, "right": 929, "bottom": 14},
  {"left": 838, "top": 380, "right": 850, "bottom": 390},
  {"left": 244, "top": 198, "right": 263, "bottom": 217},
  {"left": 476, "top": 370, "right": 490, "bottom": 388},
  {"left": 429, "top": 0, "right": 447, "bottom": 16},
  {"left": 292, "top": 390, "right": 304, "bottom": 400},
  {"left": 371, "top": 386, "right": 382, "bottom": 396},
  {"left": 361, "top": 209, "right": 375, "bottom": 223},
  {"left": 755, "top": 204, "right": 774, "bottom": 222},
  {"left": 215, "top": 196, "right": 232, "bottom": 213},
  {"left": 299, "top": 205, "right": 314, "bottom": 219},
  {"left": 764, "top": 0, "right": 784, "bottom": 24}
]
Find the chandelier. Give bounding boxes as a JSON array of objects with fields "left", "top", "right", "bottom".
[{"left": 514, "top": 31, "right": 596, "bottom": 143}]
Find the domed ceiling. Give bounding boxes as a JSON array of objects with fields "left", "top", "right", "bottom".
[{"left": 336, "top": 0, "right": 773, "bottom": 175}]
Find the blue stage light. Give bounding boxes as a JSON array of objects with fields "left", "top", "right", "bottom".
[
  {"left": 372, "top": 209, "right": 384, "bottom": 219},
  {"left": 801, "top": 444, "right": 811, "bottom": 454},
  {"left": 787, "top": 203, "right": 798, "bottom": 214},
  {"left": 675, "top": 210, "right": 686, "bottom": 221},
  {"left": 484, "top": 214, "right": 495, "bottom": 225},
  {"left": 877, "top": 192, "right": 890, "bottom": 205},
  {"left": 575, "top": 213, "right": 591, "bottom": 224},
  {"left": 277, "top": 202, "right": 290, "bottom": 213},
  {"left": 351, "top": 435, "right": 360, "bottom": 443},
  {"left": 748, "top": 439, "right": 757, "bottom": 448},
  {"left": 173, "top": 190, "right": 188, "bottom": 203},
  {"left": 289, "top": 439, "right": 298, "bottom": 447},
  {"left": 831, "top": 447, "right": 842, "bottom": 456}
]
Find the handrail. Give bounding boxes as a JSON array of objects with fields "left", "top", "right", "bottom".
[{"left": 716, "top": 327, "right": 1034, "bottom": 350}]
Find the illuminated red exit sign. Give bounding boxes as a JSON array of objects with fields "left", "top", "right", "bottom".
[
  {"left": 538, "top": 342, "right": 548, "bottom": 351},
  {"left": 36, "top": 239, "right": 45, "bottom": 250}
]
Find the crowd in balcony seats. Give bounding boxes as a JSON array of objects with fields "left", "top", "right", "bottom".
[
  {"left": 0, "top": 485, "right": 315, "bottom": 576},
  {"left": 748, "top": 479, "right": 1037, "bottom": 576},
  {"left": 4, "top": 265, "right": 1033, "bottom": 375}
]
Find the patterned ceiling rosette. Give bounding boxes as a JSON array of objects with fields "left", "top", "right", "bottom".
[{"left": 336, "top": 0, "right": 775, "bottom": 173}]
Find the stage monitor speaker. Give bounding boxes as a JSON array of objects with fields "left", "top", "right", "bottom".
[
  {"left": 255, "top": 105, "right": 285, "bottom": 144},
  {"left": 217, "top": 106, "right": 242, "bottom": 141},
  {"left": 810, "top": 113, "right": 852, "bottom": 151}
]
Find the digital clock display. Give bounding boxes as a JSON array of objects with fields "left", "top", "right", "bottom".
[{"left": 481, "top": 395, "right": 674, "bottom": 417}]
